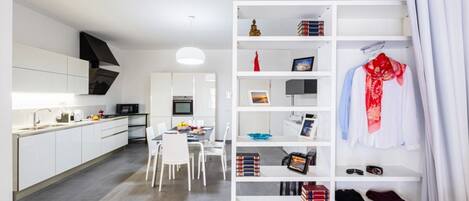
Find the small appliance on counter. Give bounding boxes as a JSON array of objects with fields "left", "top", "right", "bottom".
[
  {"left": 72, "top": 110, "right": 84, "bottom": 122},
  {"left": 116, "top": 104, "right": 139, "bottom": 114},
  {"left": 56, "top": 112, "right": 71, "bottom": 123}
]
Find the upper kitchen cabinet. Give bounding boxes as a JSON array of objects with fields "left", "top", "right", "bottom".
[
  {"left": 172, "top": 73, "right": 194, "bottom": 96},
  {"left": 13, "top": 43, "right": 67, "bottom": 74},
  {"left": 194, "top": 73, "right": 216, "bottom": 117},
  {"left": 151, "top": 73, "right": 172, "bottom": 116},
  {"left": 67, "top": 57, "right": 89, "bottom": 94},
  {"left": 12, "top": 43, "right": 90, "bottom": 94}
]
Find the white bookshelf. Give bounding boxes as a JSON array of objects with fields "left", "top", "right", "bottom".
[{"left": 232, "top": 1, "right": 420, "bottom": 201}]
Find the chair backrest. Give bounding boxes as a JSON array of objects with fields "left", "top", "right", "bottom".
[
  {"left": 156, "top": 122, "right": 167, "bottom": 136},
  {"left": 222, "top": 123, "right": 231, "bottom": 146},
  {"left": 146, "top": 127, "right": 158, "bottom": 155},
  {"left": 161, "top": 134, "right": 190, "bottom": 164}
]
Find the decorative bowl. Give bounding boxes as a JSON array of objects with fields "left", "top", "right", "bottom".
[{"left": 248, "top": 133, "right": 272, "bottom": 140}]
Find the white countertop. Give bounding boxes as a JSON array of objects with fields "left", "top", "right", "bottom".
[{"left": 12, "top": 116, "right": 128, "bottom": 137}]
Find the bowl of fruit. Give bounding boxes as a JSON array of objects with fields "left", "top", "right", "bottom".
[{"left": 176, "top": 122, "right": 191, "bottom": 131}]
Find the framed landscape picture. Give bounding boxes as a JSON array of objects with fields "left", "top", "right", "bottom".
[
  {"left": 249, "top": 90, "right": 270, "bottom": 105},
  {"left": 299, "top": 113, "right": 318, "bottom": 139},
  {"left": 292, "top": 56, "right": 315, "bottom": 71}
]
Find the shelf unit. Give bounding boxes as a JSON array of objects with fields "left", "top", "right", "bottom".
[{"left": 232, "top": 1, "right": 420, "bottom": 201}]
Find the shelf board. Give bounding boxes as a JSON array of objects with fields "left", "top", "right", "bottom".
[
  {"left": 335, "top": 165, "right": 421, "bottom": 182},
  {"left": 237, "top": 196, "right": 301, "bottom": 201},
  {"left": 337, "top": 36, "right": 411, "bottom": 49},
  {"left": 237, "top": 2, "right": 331, "bottom": 20},
  {"left": 235, "top": 166, "right": 330, "bottom": 182},
  {"left": 237, "top": 36, "right": 331, "bottom": 49},
  {"left": 237, "top": 136, "right": 330, "bottom": 147},
  {"left": 237, "top": 106, "right": 331, "bottom": 112},
  {"left": 237, "top": 71, "right": 332, "bottom": 79}
]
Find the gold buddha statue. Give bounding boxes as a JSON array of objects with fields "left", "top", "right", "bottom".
[{"left": 249, "top": 19, "right": 261, "bottom": 36}]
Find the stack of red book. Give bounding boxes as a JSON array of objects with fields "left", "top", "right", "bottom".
[
  {"left": 301, "top": 184, "right": 329, "bottom": 201},
  {"left": 236, "top": 153, "right": 260, "bottom": 176},
  {"left": 297, "top": 20, "right": 325, "bottom": 36}
]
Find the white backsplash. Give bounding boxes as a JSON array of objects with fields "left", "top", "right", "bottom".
[{"left": 12, "top": 105, "right": 105, "bottom": 128}]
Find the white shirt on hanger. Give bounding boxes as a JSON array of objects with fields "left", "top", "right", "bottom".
[{"left": 348, "top": 66, "right": 421, "bottom": 149}]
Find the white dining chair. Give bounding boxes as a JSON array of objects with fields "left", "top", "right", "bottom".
[
  {"left": 145, "top": 127, "right": 159, "bottom": 181},
  {"left": 156, "top": 123, "right": 194, "bottom": 181},
  {"left": 158, "top": 134, "right": 192, "bottom": 191},
  {"left": 198, "top": 123, "right": 230, "bottom": 180}
]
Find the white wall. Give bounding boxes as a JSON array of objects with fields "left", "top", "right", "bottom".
[
  {"left": 120, "top": 49, "right": 232, "bottom": 139},
  {"left": 12, "top": 3, "right": 124, "bottom": 122},
  {"left": 0, "top": 0, "right": 13, "bottom": 200}
]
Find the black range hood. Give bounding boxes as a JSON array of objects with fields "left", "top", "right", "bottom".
[
  {"left": 80, "top": 32, "right": 119, "bottom": 95},
  {"left": 80, "top": 32, "right": 119, "bottom": 67}
]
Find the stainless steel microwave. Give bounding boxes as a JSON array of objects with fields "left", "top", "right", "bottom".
[{"left": 173, "top": 96, "right": 193, "bottom": 115}]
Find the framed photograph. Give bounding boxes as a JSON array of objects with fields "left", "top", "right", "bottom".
[
  {"left": 299, "top": 113, "right": 318, "bottom": 139},
  {"left": 292, "top": 56, "right": 315, "bottom": 71},
  {"left": 249, "top": 90, "right": 270, "bottom": 105},
  {"left": 287, "top": 152, "right": 310, "bottom": 174}
]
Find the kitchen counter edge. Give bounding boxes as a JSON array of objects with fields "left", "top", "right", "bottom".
[{"left": 12, "top": 116, "right": 129, "bottom": 138}]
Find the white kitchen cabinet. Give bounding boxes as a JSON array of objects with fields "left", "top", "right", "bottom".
[
  {"left": 172, "top": 116, "right": 194, "bottom": 127},
  {"left": 194, "top": 73, "right": 216, "bottom": 117},
  {"left": 151, "top": 73, "right": 173, "bottom": 116},
  {"left": 82, "top": 125, "right": 101, "bottom": 163},
  {"left": 13, "top": 67, "right": 67, "bottom": 93},
  {"left": 67, "top": 75, "right": 88, "bottom": 94},
  {"left": 18, "top": 132, "right": 55, "bottom": 190},
  {"left": 55, "top": 127, "right": 82, "bottom": 174},
  {"left": 13, "top": 43, "right": 67, "bottom": 74},
  {"left": 67, "top": 57, "right": 89, "bottom": 94},
  {"left": 172, "top": 73, "right": 194, "bottom": 96},
  {"left": 150, "top": 116, "right": 172, "bottom": 135},
  {"left": 67, "top": 57, "right": 89, "bottom": 77}
]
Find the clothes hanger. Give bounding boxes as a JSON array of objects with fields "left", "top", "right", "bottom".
[{"left": 361, "top": 41, "right": 386, "bottom": 61}]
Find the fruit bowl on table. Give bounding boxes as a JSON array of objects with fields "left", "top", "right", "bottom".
[
  {"left": 248, "top": 133, "right": 272, "bottom": 140},
  {"left": 177, "top": 126, "right": 190, "bottom": 131}
]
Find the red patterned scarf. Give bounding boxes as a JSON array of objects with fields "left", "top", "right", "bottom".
[{"left": 364, "top": 53, "right": 406, "bottom": 133}]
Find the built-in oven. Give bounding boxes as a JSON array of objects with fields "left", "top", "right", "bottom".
[{"left": 172, "top": 96, "right": 193, "bottom": 115}]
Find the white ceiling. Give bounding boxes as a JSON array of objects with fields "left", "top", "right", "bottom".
[{"left": 15, "top": 0, "right": 233, "bottom": 49}]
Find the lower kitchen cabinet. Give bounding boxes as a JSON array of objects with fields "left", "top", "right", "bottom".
[
  {"left": 82, "top": 124, "right": 101, "bottom": 163},
  {"left": 18, "top": 132, "right": 56, "bottom": 191},
  {"left": 55, "top": 127, "right": 82, "bottom": 174},
  {"left": 101, "top": 131, "right": 128, "bottom": 154}
]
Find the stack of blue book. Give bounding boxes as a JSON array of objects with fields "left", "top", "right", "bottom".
[
  {"left": 298, "top": 20, "right": 324, "bottom": 36},
  {"left": 236, "top": 153, "right": 260, "bottom": 176}
]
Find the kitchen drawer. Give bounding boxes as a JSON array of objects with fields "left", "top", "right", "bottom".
[
  {"left": 101, "top": 131, "right": 128, "bottom": 154},
  {"left": 100, "top": 118, "right": 128, "bottom": 131},
  {"left": 101, "top": 125, "right": 128, "bottom": 138}
]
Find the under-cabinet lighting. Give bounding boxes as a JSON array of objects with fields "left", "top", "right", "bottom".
[{"left": 12, "top": 92, "right": 74, "bottom": 109}]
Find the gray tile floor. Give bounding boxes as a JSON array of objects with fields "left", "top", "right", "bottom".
[{"left": 20, "top": 143, "right": 288, "bottom": 201}]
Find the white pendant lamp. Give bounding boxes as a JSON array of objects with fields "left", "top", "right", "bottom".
[
  {"left": 177, "top": 16, "right": 205, "bottom": 65},
  {"left": 176, "top": 47, "right": 205, "bottom": 65}
]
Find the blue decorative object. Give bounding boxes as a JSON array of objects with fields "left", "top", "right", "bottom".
[{"left": 248, "top": 133, "right": 272, "bottom": 140}]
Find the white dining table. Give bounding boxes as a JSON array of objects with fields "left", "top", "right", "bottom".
[{"left": 150, "top": 127, "right": 214, "bottom": 187}]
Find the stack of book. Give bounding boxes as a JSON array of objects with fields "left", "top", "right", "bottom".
[
  {"left": 297, "top": 20, "right": 324, "bottom": 36},
  {"left": 301, "top": 184, "right": 329, "bottom": 201},
  {"left": 236, "top": 153, "right": 260, "bottom": 177}
]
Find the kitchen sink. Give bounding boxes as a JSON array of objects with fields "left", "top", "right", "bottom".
[{"left": 18, "top": 124, "right": 66, "bottom": 131}]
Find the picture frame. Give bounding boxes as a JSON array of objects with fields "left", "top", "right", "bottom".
[
  {"left": 249, "top": 90, "right": 270, "bottom": 105},
  {"left": 299, "top": 113, "right": 318, "bottom": 139},
  {"left": 286, "top": 152, "right": 310, "bottom": 174},
  {"left": 291, "top": 56, "right": 315, "bottom": 71}
]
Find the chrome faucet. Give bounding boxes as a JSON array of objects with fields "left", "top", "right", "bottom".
[{"left": 33, "top": 108, "right": 52, "bottom": 128}]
